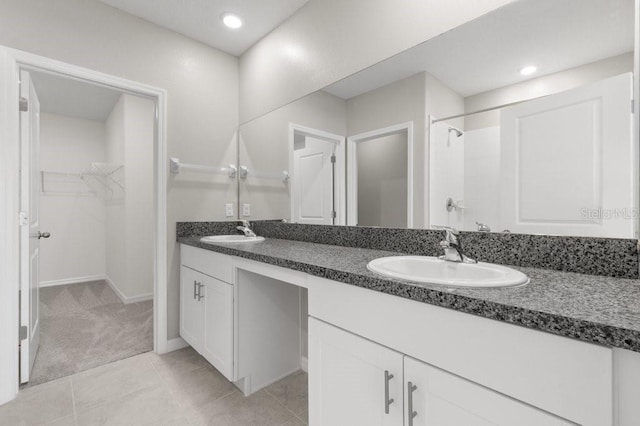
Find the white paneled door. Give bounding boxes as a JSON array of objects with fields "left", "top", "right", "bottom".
[
  {"left": 500, "top": 73, "right": 634, "bottom": 238},
  {"left": 19, "top": 70, "right": 42, "bottom": 384},
  {"left": 293, "top": 136, "right": 336, "bottom": 225}
]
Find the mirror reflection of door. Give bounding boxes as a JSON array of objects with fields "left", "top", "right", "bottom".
[
  {"left": 357, "top": 132, "right": 408, "bottom": 228},
  {"left": 292, "top": 133, "right": 339, "bottom": 225}
]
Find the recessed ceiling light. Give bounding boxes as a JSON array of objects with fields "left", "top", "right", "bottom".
[
  {"left": 520, "top": 65, "right": 537, "bottom": 76},
  {"left": 222, "top": 13, "right": 242, "bottom": 29}
]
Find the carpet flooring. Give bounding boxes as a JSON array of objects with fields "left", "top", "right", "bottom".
[{"left": 26, "top": 280, "right": 153, "bottom": 387}]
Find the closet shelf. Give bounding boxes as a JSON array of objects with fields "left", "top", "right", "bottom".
[{"left": 80, "top": 162, "right": 125, "bottom": 200}]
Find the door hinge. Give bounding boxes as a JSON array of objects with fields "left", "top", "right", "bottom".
[
  {"left": 19, "top": 325, "right": 27, "bottom": 340},
  {"left": 19, "top": 97, "right": 28, "bottom": 112},
  {"left": 331, "top": 211, "right": 337, "bottom": 219},
  {"left": 19, "top": 212, "right": 28, "bottom": 226},
  {"left": 331, "top": 154, "right": 336, "bottom": 164},
  {"left": 632, "top": 99, "right": 635, "bottom": 114}
]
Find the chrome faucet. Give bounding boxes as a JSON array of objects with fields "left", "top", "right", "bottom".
[
  {"left": 475, "top": 221, "right": 491, "bottom": 232},
  {"left": 438, "top": 227, "right": 477, "bottom": 264},
  {"left": 237, "top": 220, "right": 257, "bottom": 237}
]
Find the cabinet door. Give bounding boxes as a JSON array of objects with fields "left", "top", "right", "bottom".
[
  {"left": 201, "top": 277, "right": 234, "bottom": 380},
  {"left": 308, "top": 318, "right": 403, "bottom": 426},
  {"left": 180, "top": 266, "right": 204, "bottom": 351},
  {"left": 403, "top": 356, "right": 574, "bottom": 426}
]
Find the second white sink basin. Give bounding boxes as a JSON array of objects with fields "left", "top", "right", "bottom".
[
  {"left": 367, "top": 256, "right": 528, "bottom": 288},
  {"left": 200, "top": 235, "right": 265, "bottom": 244}
]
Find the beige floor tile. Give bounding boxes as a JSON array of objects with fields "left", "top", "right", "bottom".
[
  {"left": 163, "top": 365, "right": 237, "bottom": 411},
  {"left": 187, "top": 390, "right": 294, "bottom": 426},
  {"left": 280, "top": 416, "right": 306, "bottom": 426},
  {"left": 75, "top": 385, "right": 188, "bottom": 426},
  {"left": 0, "top": 377, "right": 74, "bottom": 426},
  {"left": 265, "top": 371, "right": 308, "bottom": 417},
  {"left": 71, "top": 353, "right": 161, "bottom": 411},
  {"left": 44, "top": 415, "right": 77, "bottom": 426},
  {"left": 150, "top": 346, "right": 209, "bottom": 378}
]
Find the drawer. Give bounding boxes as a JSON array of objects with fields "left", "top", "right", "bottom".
[{"left": 180, "top": 244, "right": 233, "bottom": 283}]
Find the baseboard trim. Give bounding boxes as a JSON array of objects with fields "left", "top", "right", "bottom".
[
  {"left": 301, "top": 356, "right": 308, "bottom": 373},
  {"left": 166, "top": 337, "right": 189, "bottom": 352},
  {"left": 105, "top": 276, "right": 153, "bottom": 304},
  {"left": 40, "top": 274, "right": 106, "bottom": 288}
]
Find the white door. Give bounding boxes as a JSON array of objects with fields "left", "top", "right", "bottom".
[
  {"left": 500, "top": 73, "right": 634, "bottom": 237},
  {"left": 179, "top": 266, "right": 204, "bottom": 352},
  {"left": 308, "top": 318, "right": 403, "bottom": 426},
  {"left": 202, "top": 276, "right": 233, "bottom": 380},
  {"left": 19, "top": 70, "right": 43, "bottom": 384},
  {"left": 403, "top": 356, "right": 574, "bottom": 426},
  {"left": 293, "top": 136, "right": 336, "bottom": 225}
]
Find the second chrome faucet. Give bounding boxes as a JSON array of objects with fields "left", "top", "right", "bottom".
[{"left": 438, "top": 227, "right": 477, "bottom": 264}]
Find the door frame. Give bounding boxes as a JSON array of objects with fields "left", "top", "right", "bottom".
[
  {"left": 0, "top": 46, "right": 168, "bottom": 404},
  {"left": 346, "top": 122, "right": 414, "bottom": 227},
  {"left": 288, "top": 123, "right": 346, "bottom": 225}
]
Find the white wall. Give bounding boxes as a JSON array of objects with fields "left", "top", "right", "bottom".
[
  {"left": 123, "top": 95, "right": 154, "bottom": 299},
  {"left": 239, "top": 0, "right": 516, "bottom": 123},
  {"left": 39, "top": 113, "right": 106, "bottom": 284},
  {"left": 0, "top": 0, "right": 239, "bottom": 340},
  {"left": 465, "top": 52, "right": 633, "bottom": 130},
  {"left": 462, "top": 126, "right": 501, "bottom": 232},
  {"left": 429, "top": 122, "right": 465, "bottom": 230},
  {"left": 105, "top": 96, "right": 126, "bottom": 296},
  {"left": 105, "top": 94, "right": 154, "bottom": 301},
  {"left": 239, "top": 90, "right": 347, "bottom": 221},
  {"left": 424, "top": 73, "right": 465, "bottom": 227}
]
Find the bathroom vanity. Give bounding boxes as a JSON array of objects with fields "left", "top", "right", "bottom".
[{"left": 178, "top": 230, "right": 640, "bottom": 426}]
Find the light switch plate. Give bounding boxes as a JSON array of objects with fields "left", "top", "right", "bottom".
[
  {"left": 243, "top": 203, "right": 251, "bottom": 217},
  {"left": 225, "top": 203, "right": 234, "bottom": 217}
]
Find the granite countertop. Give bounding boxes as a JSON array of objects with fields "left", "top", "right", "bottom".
[{"left": 178, "top": 236, "right": 640, "bottom": 353}]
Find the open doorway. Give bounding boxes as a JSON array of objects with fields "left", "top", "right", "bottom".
[
  {"left": 347, "top": 122, "right": 414, "bottom": 227},
  {"left": 18, "top": 69, "right": 156, "bottom": 386}
]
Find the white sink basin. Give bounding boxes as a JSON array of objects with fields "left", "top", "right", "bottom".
[
  {"left": 367, "top": 256, "right": 529, "bottom": 288},
  {"left": 200, "top": 235, "right": 265, "bottom": 244}
]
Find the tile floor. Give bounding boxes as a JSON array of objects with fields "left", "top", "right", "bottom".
[{"left": 1, "top": 348, "right": 308, "bottom": 426}]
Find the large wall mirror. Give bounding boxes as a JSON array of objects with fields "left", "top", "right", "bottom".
[{"left": 238, "top": 0, "right": 637, "bottom": 238}]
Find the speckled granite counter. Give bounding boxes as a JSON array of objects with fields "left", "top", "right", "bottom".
[{"left": 178, "top": 236, "right": 640, "bottom": 353}]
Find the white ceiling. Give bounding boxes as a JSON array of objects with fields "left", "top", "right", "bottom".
[
  {"left": 99, "top": 0, "right": 310, "bottom": 56},
  {"left": 30, "top": 71, "right": 122, "bottom": 122},
  {"left": 324, "top": 0, "right": 634, "bottom": 99}
]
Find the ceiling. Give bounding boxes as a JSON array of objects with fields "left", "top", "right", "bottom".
[
  {"left": 30, "top": 71, "right": 122, "bottom": 122},
  {"left": 99, "top": 0, "right": 310, "bottom": 56},
  {"left": 324, "top": 0, "right": 634, "bottom": 99}
]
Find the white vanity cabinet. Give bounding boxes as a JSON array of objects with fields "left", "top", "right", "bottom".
[
  {"left": 179, "top": 245, "right": 234, "bottom": 380},
  {"left": 308, "top": 318, "right": 404, "bottom": 426},
  {"left": 309, "top": 318, "right": 572, "bottom": 426}
]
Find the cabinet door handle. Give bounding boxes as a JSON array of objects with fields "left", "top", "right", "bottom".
[
  {"left": 193, "top": 280, "right": 198, "bottom": 299},
  {"left": 407, "top": 381, "right": 418, "bottom": 426},
  {"left": 384, "top": 370, "right": 394, "bottom": 414},
  {"left": 197, "top": 283, "right": 205, "bottom": 301}
]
